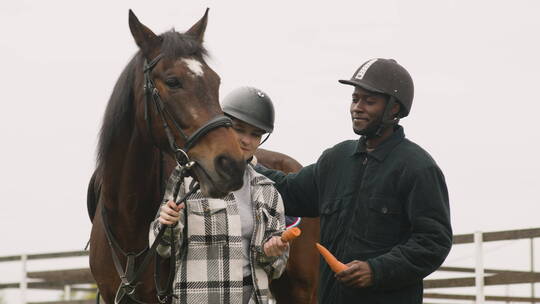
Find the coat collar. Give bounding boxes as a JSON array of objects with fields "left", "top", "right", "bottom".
[
  {"left": 352, "top": 125, "right": 405, "bottom": 162},
  {"left": 247, "top": 164, "right": 275, "bottom": 186}
]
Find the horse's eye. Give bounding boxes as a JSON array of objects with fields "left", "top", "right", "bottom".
[{"left": 165, "top": 77, "right": 182, "bottom": 89}]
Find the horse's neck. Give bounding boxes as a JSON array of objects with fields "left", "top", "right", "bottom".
[{"left": 101, "top": 127, "right": 162, "bottom": 233}]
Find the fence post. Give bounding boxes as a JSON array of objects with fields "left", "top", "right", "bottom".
[
  {"left": 475, "top": 231, "right": 485, "bottom": 304},
  {"left": 20, "top": 254, "right": 27, "bottom": 304},
  {"left": 531, "top": 238, "right": 535, "bottom": 304},
  {"left": 64, "top": 285, "right": 71, "bottom": 301}
]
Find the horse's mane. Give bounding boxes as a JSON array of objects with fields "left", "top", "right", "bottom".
[{"left": 96, "top": 30, "right": 207, "bottom": 168}]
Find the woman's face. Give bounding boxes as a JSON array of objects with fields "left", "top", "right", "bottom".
[{"left": 231, "top": 118, "right": 265, "bottom": 161}]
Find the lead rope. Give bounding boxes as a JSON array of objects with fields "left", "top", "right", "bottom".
[{"left": 155, "top": 170, "right": 200, "bottom": 303}]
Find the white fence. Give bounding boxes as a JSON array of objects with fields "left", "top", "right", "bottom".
[
  {"left": 2, "top": 227, "right": 540, "bottom": 304},
  {"left": 0, "top": 250, "right": 95, "bottom": 304}
]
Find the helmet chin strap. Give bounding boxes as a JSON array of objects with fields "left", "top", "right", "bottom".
[
  {"left": 374, "top": 96, "right": 400, "bottom": 137},
  {"left": 243, "top": 133, "right": 271, "bottom": 164},
  {"left": 258, "top": 133, "right": 271, "bottom": 147}
]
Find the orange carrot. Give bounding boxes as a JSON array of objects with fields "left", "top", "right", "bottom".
[
  {"left": 281, "top": 227, "right": 302, "bottom": 242},
  {"left": 315, "top": 243, "right": 348, "bottom": 273}
]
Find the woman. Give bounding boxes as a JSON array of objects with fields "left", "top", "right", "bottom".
[{"left": 149, "top": 87, "right": 288, "bottom": 304}]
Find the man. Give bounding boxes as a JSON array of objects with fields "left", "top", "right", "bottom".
[{"left": 256, "top": 58, "right": 452, "bottom": 303}]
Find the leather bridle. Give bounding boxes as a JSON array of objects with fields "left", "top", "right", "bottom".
[
  {"left": 101, "top": 53, "right": 233, "bottom": 304},
  {"left": 142, "top": 53, "right": 233, "bottom": 166}
]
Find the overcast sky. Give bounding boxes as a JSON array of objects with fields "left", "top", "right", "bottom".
[{"left": 1, "top": 0, "right": 540, "bottom": 302}]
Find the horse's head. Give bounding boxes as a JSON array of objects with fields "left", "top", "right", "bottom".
[{"left": 128, "top": 10, "right": 245, "bottom": 197}]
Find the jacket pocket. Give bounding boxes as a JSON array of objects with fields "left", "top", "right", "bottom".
[
  {"left": 320, "top": 198, "right": 347, "bottom": 243},
  {"left": 186, "top": 199, "right": 228, "bottom": 244},
  {"left": 365, "top": 197, "right": 402, "bottom": 246},
  {"left": 260, "top": 207, "right": 279, "bottom": 230}
]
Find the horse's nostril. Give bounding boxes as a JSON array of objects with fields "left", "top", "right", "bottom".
[
  {"left": 215, "top": 154, "right": 245, "bottom": 186},
  {"left": 216, "top": 155, "right": 237, "bottom": 173}
]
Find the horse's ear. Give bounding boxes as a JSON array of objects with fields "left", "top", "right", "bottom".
[
  {"left": 128, "top": 9, "right": 161, "bottom": 58},
  {"left": 185, "top": 8, "right": 209, "bottom": 43}
]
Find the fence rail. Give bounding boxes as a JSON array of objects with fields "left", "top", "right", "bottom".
[
  {"left": 0, "top": 250, "right": 95, "bottom": 304},
  {"left": 0, "top": 250, "right": 88, "bottom": 263},
  {"left": 2, "top": 227, "right": 540, "bottom": 304},
  {"left": 453, "top": 227, "right": 540, "bottom": 244}
]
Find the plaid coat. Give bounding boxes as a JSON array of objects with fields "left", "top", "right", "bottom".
[{"left": 149, "top": 164, "right": 288, "bottom": 304}]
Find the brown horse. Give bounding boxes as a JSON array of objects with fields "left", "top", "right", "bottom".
[
  {"left": 89, "top": 10, "right": 246, "bottom": 303},
  {"left": 88, "top": 149, "right": 320, "bottom": 304},
  {"left": 255, "top": 149, "right": 320, "bottom": 304}
]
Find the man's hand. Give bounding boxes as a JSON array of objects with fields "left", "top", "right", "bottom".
[
  {"left": 263, "top": 236, "right": 289, "bottom": 257},
  {"left": 335, "top": 260, "right": 373, "bottom": 288},
  {"left": 158, "top": 200, "right": 184, "bottom": 226}
]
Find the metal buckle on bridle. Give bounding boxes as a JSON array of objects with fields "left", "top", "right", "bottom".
[
  {"left": 157, "top": 294, "right": 169, "bottom": 304},
  {"left": 152, "top": 87, "right": 160, "bottom": 99},
  {"left": 174, "top": 148, "right": 191, "bottom": 166},
  {"left": 185, "top": 160, "right": 196, "bottom": 170},
  {"left": 157, "top": 292, "right": 179, "bottom": 304},
  {"left": 123, "top": 282, "right": 137, "bottom": 296}
]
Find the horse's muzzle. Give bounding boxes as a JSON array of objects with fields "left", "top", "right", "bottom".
[
  {"left": 191, "top": 154, "right": 245, "bottom": 198},
  {"left": 214, "top": 154, "right": 245, "bottom": 190}
]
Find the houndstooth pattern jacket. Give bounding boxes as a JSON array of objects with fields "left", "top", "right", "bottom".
[{"left": 149, "top": 164, "right": 288, "bottom": 304}]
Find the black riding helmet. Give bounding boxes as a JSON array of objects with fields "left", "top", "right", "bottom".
[
  {"left": 339, "top": 58, "right": 414, "bottom": 118},
  {"left": 221, "top": 86, "right": 275, "bottom": 133}
]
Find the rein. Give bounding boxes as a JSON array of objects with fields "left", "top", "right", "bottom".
[
  {"left": 101, "top": 53, "right": 231, "bottom": 304},
  {"left": 101, "top": 166, "right": 198, "bottom": 304}
]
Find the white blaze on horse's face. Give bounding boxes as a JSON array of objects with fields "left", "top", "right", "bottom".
[{"left": 181, "top": 58, "right": 204, "bottom": 77}]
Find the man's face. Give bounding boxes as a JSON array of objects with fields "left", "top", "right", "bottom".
[
  {"left": 231, "top": 118, "right": 265, "bottom": 161},
  {"left": 350, "top": 87, "right": 388, "bottom": 136}
]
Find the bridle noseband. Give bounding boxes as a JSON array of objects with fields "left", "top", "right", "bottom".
[{"left": 143, "top": 53, "right": 232, "bottom": 167}]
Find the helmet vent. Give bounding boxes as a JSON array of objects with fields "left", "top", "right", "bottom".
[{"left": 355, "top": 58, "right": 378, "bottom": 80}]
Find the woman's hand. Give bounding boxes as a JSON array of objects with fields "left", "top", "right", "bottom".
[
  {"left": 263, "top": 236, "right": 289, "bottom": 257},
  {"left": 158, "top": 200, "right": 184, "bottom": 226}
]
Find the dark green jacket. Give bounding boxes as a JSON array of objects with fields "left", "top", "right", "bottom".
[{"left": 256, "top": 126, "right": 452, "bottom": 304}]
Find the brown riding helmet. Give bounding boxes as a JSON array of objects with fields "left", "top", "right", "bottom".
[{"left": 339, "top": 58, "right": 414, "bottom": 118}]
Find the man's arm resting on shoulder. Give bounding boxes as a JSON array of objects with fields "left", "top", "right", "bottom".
[
  {"left": 366, "top": 166, "right": 453, "bottom": 290},
  {"left": 255, "top": 163, "right": 320, "bottom": 217}
]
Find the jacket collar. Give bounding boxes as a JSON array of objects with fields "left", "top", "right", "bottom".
[
  {"left": 352, "top": 125, "right": 405, "bottom": 162},
  {"left": 248, "top": 164, "right": 275, "bottom": 186}
]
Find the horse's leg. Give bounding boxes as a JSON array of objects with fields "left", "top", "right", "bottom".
[
  {"left": 89, "top": 203, "right": 120, "bottom": 304},
  {"left": 271, "top": 217, "right": 320, "bottom": 304}
]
